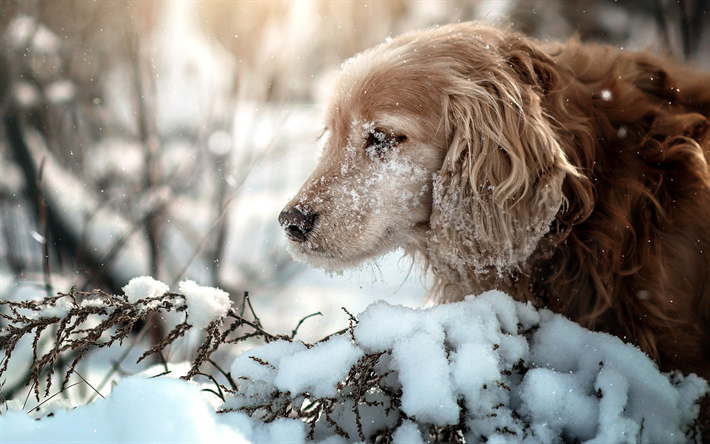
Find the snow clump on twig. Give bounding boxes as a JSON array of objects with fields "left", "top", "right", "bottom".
[
  {"left": 224, "top": 290, "right": 708, "bottom": 443},
  {"left": 179, "top": 279, "right": 232, "bottom": 329},
  {"left": 122, "top": 276, "right": 170, "bottom": 303}
]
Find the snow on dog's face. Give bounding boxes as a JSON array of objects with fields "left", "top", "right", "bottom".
[
  {"left": 278, "top": 41, "right": 448, "bottom": 271},
  {"left": 280, "top": 24, "right": 578, "bottom": 276}
]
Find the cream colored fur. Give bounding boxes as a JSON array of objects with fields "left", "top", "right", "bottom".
[{"left": 281, "top": 23, "right": 578, "bottom": 300}]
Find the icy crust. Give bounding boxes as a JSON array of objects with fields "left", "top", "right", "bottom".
[{"left": 225, "top": 291, "right": 707, "bottom": 444}]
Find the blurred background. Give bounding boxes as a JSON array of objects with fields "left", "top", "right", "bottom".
[{"left": 1, "top": 0, "right": 708, "bottom": 403}]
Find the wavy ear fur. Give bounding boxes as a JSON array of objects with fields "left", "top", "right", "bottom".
[{"left": 430, "top": 43, "right": 580, "bottom": 281}]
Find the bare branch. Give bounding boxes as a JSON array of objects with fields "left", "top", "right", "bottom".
[{"left": 1, "top": 285, "right": 302, "bottom": 404}]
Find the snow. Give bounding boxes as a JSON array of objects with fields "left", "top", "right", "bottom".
[
  {"left": 392, "top": 330, "right": 460, "bottom": 425},
  {"left": 225, "top": 290, "right": 706, "bottom": 443},
  {"left": 228, "top": 340, "right": 308, "bottom": 406},
  {"left": 285, "top": 119, "right": 430, "bottom": 273},
  {"left": 34, "top": 296, "right": 73, "bottom": 319},
  {"left": 179, "top": 279, "right": 232, "bottom": 329},
  {"left": 3, "top": 291, "right": 707, "bottom": 443},
  {"left": 252, "top": 418, "right": 307, "bottom": 443},
  {"left": 525, "top": 310, "right": 705, "bottom": 443},
  {"left": 392, "top": 421, "right": 425, "bottom": 444},
  {"left": 122, "top": 276, "right": 170, "bottom": 303},
  {"left": 3, "top": 4, "right": 707, "bottom": 443},
  {"left": 226, "top": 336, "right": 364, "bottom": 413},
  {"left": 275, "top": 335, "right": 364, "bottom": 398},
  {"left": 1, "top": 377, "right": 249, "bottom": 443},
  {"left": 521, "top": 368, "right": 599, "bottom": 440},
  {"left": 4, "top": 396, "right": 74, "bottom": 420}
]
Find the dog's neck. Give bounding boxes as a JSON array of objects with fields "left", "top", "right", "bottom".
[{"left": 423, "top": 210, "right": 569, "bottom": 306}]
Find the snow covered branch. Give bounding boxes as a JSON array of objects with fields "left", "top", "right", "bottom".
[
  {"left": 0, "top": 277, "right": 293, "bottom": 403},
  {"left": 2, "top": 287, "right": 707, "bottom": 443},
  {"left": 222, "top": 291, "right": 708, "bottom": 444}
]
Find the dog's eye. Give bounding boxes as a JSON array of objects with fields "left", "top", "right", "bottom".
[
  {"left": 364, "top": 132, "right": 380, "bottom": 149},
  {"left": 364, "top": 128, "right": 406, "bottom": 158}
]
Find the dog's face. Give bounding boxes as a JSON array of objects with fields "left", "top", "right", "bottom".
[
  {"left": 280, "top": 24, "right": 579, "bottom": 276},
  {"left": 279, "top": 44, "right": 450, "bottom": 270}
]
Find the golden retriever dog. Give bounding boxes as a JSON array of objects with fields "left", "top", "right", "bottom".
[{"left": 279, "top": 22, "right": 710, "bottom": 427}]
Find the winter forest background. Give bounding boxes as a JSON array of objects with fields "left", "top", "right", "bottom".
[{"left": 1, "top": 1, "right": 709, "bottom": 443}]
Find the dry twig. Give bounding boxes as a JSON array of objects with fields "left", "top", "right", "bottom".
[{"left": 0, "top": 286, "right": 306, "bottom": 404}]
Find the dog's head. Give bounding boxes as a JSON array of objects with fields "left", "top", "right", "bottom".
[{"left": 279, "top": 23, "right": 580, "bottom": 277}]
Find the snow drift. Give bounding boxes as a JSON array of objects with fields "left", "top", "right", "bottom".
[{"left": 3, "top": 291, "right": 707, "bottom": 444}]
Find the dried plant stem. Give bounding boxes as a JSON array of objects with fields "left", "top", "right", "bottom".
[
  {"left": 36, "top": 158, "right": 52, "bottom": 299},
  {"left": 1, "top": 286, "right": 323, "bottom": 408}
]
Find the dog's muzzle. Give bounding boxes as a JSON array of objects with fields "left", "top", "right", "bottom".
[{"left": 278, "top": 207, "right": 318, "bottom": 242}]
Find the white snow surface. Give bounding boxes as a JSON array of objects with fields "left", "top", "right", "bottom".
[
  {"left": 179, "top": 279, "right": 232, "bottom": 329},
  {"left": 4, "top": 291, "right": 707, "bottom": 444},
  {"left": 223, "top": 290, "right": 707, "bottom": 443},
  {"left": 274, "top": 335, "right": 364, "bottom": 398},
  {"left": 1, "top": 377, "right": 250, "bottom": 443},
  {"left": 392, "top": 421, "right": 426, "bottom": 444},
  {"left": 122, "top": 276, "right": 170, "bottom": 303}
]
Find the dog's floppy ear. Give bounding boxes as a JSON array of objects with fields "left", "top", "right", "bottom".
[{"left": 430, "top": 60, "right": 580, "bottom": 277}]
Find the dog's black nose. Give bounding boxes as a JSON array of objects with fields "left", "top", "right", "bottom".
[{"left": 278, "top": 207, "right": 317, "bottom": 242}]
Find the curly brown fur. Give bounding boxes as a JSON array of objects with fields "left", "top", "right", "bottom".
[{"left": 279, "top": 23, "right": 710, "bottom": 428}]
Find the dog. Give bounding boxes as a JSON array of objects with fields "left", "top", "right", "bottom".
[{"left": 278, "top": 22, "right": 710, "bottom": 411}]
